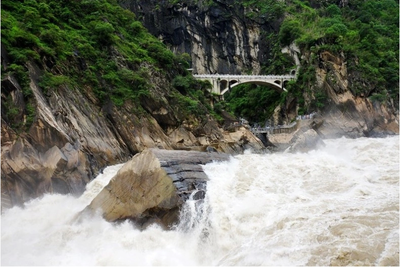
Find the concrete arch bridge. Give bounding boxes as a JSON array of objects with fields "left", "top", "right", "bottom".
[{"left": 193, "top": 73, "right": 296, "bottom": 95}]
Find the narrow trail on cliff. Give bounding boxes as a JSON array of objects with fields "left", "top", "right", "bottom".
[{"left": 1, "top": 136, "right": 399, "bottom": 266}]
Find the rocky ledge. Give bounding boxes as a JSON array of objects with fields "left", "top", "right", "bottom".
[
  {"left": 256, "top": 114, "right": 326, "bottom": 153},
  {"left": 81, "top": 148, "right": 230, "bottom": 229},
  {"left": 78, "top": 116, "right": 330, "bottom": 229}
]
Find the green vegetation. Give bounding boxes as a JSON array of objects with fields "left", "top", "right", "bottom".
[
  {"left": 279, "top": 0, "right": 399, "bottom": 103},
  {"left": 224, "top": 83, "right": 284, "bottom": 125},
  {"left": 225, "top": 0, "right": 398, "bottom": 123},
  {"left": 261, "top": 33, "right": 296, "bottom": 75},
  {"left": 241, "top": 0, "right": 285, "bottom": 21},
  {"left": 171, "top": 74, "right": 214, "bottom": 119},
  {"left": 1, "top": 0, "right": 214, "bottom": 132},
  {"left": 1, "top": 0, "right": 179, "bottom": 105},
  {"left": 2, "top": 0, "right": 397, "bottom": 131}
]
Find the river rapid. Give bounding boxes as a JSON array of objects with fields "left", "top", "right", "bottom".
[{"left": 1, "top": 136, "right": 399, "bottom": 266}]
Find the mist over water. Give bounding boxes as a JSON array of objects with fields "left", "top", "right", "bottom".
[{"left": 2, "top": 136, "right": 399, "bottom": 266}]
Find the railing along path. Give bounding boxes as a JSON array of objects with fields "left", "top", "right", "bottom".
[{"left": 249, "top": 112, "right": 317, "bottom": 135}]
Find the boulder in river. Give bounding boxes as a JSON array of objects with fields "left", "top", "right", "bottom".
[
  {"left": 82, "top": 148, "right": 230, "bottom": 229},
  {"left": 288, "top": 129, "right": 326, "bottom": 153}
]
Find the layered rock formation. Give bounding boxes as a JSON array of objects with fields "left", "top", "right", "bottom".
[
  {"left": 260, "top": 115, "right": 326, "bottom": 153},
  {"left": 313, "top": 51, "right": 399, "bottom": 138},
  {"left": 120, "top": 1, "right": 398, "bottom": 137},
  {"left": 1, "top": 58, "right": 264, "bottom": 210},
  {"left": 119, "top": 0, "right": 280, "bottom": 75},
  {"left": 2, "top": 0, "right": 398, "bottom": 213},
  {"left": 83, "top": 148, "right": 230, "bottom": 229}
]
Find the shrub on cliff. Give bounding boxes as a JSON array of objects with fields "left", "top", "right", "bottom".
[
  {"left": 1, "top": 0, "right": 214, "bottom": 133},
  {"left": 281, "top": 0, "right": 399, "bottom": 105}
]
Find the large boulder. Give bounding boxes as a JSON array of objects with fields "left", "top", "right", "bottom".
[
  {"left": 83, "top": 148, "right": 229, "bottom": 229},
  {"left": 288, "top": 129, "right": 325, "bottom": 153}
]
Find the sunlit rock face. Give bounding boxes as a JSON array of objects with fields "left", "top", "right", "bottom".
[
  {"left": 1, "top": 57, "right": 264, "bottom": 210},
  {"left": 84, "top": 148, "right": 230, "bottom": 229}
]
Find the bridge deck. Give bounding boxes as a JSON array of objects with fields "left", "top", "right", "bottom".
[{"left": 193, "top": 74, "right": 296, "bottom": 80}]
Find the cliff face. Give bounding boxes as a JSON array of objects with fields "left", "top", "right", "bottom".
[
  {"left": 120, "top": 0, "right": 398, "bottom": 137},
  {"left": 2, "top": 0, "right": 272, "bottom": 209},
  {"left": 1, "top": 0, "right": 398, "bottom": 210},
  {"left": 119, "top": 0, "right": 281, "bottom": 75},
  {"left": 1, "top": 56, "right": 263, "bottom": 210},
  {"left": 312, "top": 51, "right": 399, "bottom": 138}
]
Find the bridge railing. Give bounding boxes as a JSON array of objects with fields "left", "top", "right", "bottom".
[
  {"left": 251, "top": 121, "right": 298, "bottom": 135},
  {"left": 193, "top": 74, "right": 296, "bottom": 80},
  {"left": 250, "top": 112, "right": 317, "bottom": 135},
  {"left": 296, "top": 112, "right": 317, "bottom": 121}
]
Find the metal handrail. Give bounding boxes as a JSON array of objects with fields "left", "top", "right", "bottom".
[{"left": 249, "top": 112, "right": 317, "bottom": 134}]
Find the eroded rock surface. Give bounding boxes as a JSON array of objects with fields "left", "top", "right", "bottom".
[
  {"left": 314, "top": 51, "right": 399, "bottom": 138},
  {"left": 1, "top": 60, "right": 263, "bottom": 210},
  {"left": 265, "top": 116, "right": 325, "bottom": 153},
  {"left": 287, "top": 129, "right": 325, "bottom": 153},
  {"left": 120, "top": 0, "right": 273, "bottom": 75},
  {"left": 83, "top": 148, "right": 230, "bottom": 229}
]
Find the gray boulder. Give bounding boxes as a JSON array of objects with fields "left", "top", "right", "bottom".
[{"left": 288, "top": 129, "right": 325, "bottom": 153}]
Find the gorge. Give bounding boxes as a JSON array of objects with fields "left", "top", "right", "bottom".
[
  {"left": 1, "top": 0, "right": 399, "bottom": 219},
  {"left": 1, "top": 1, "right": 399, "bottom": 265}
]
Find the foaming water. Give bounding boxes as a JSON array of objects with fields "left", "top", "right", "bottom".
[{"left": 1, "top": 136, "right": 399, "bottom": 266}]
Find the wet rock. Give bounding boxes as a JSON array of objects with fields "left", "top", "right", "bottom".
[
  {"left": 288, "top": 129, "right": 325, "bottom": 153},
  {"left": 266, "top": 117, "right": 325, "bottom": 152},
  {"left": 83, "top": 148, "right": 230, "bottom": 229},
  {"left": 192, "top": 190, "right": 206, "bottom": 200},
  {"left": 1, "top": 59, "right": 265, "bottom": 211},
  {"left": 206, "top": 146, "right": 218, "bottom": 153}
]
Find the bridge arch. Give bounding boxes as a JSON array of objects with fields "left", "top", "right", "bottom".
[
  {"left": 220, "top": 80, "right": 288, "bottom": 95},
  {"left": 219, "top": 79, "right": 228, "bottom": 92},
  {"left": 193, "top": 74, "right": 296, "bottom": 95}
]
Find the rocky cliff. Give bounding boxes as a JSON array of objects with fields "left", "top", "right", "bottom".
[
  {"left": 312, "top": 51, "right": 399, "bottom": 138},
  {"left": 1, "top": 0, "right": 398, "bottom": 211},
  {"left": 120, "top": 0, "right": 398, "bottom": 137},
  {"left": 1, "top": 58, "right": 263, "bottom": 209},
  {"left": 82, "top": 148, "right": 230, "bottom": 229},
  {"left": 119, "top": 0, "right": 283, "bottom": 75},
  {"left": 1, "top": 0, "right": 265, "bottom": 210}
]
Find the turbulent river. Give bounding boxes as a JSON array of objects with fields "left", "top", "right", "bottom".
[{"left": 2, "top": 136, "right": 399, "bottom": 266}]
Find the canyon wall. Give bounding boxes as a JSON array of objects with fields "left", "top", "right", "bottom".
[
  {"left": 119, "top": 0, "right": 282, "bottom": 75},
  {"left": 2, "top": 0, "right": 398, "bottom": 210},
  {"left": 1, "top": 57, "right": 264, "bottom": 210},
  {"left": 120, "top": 0, "right": 398, "bottom": 137}
]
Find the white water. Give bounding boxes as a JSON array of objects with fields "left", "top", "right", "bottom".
[{"left": 2, "top": 136, "right": 399, "bottom": 266}]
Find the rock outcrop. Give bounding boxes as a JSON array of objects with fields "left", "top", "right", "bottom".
[
  {"left": 264, "top": 115, "right": 325, "bottom": 153},
  {"left": 311, "top": 51, "right": 398, "bottom": 138},
  {"left": 265, "top": 48, "right": 399, "bottom": 138},
  {"left": 120, "top": 1, "right": 398, "bottom": 138},
  {"left": 1, "top": 58, "right": 264, "bottom": 210},
  {"left": 120, "top": 0, "right": 280, "bottom": 75},
  {"left": 83, "top": 148, "right": 230, "bottom": 229},
  {"left": 287, "top": 129, "right": 325, "bottom": 153},
  {"left": 2, "top": 0, "right": 398, "bottom": 212}
]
